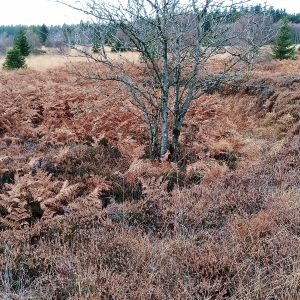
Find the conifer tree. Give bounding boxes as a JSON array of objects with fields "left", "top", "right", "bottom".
[
  {"left": 2, "top": 47, "right": 26, "bottom": 70},
  {"left": 13, "top": 28, "right": 30, "bottom": 56},
  {"left": 272, "top": 17, "right": 297, "bottom": 60},
  {"left": 39, "top": 24, "right": 49, "bottom": 45}
]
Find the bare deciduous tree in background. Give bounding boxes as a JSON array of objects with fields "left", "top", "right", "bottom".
[
  {"left": 56, "top": 0, "right": 275, "bottom": 158},
  {"left": 0, "top": 33, "right": 13, "bottom": 55}
]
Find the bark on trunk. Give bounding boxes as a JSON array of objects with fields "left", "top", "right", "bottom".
[
  {"left": 160, "top": 98, "right": 169, "bottom": 157},
  {"left": 171, "top": 113, "right": 183, "bottom": 152}
]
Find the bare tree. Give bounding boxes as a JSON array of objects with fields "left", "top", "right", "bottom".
[
  {"left": 0, "top": 33, "right": 13, "bottom": 56},
  {"left": 290, "top": 23, "right": 300, "bottom": 44},
  {"left": 55, "top": 0, "right": 275, "bottom": 158},
  {"left": 26, "top": 27, "right": 42, "bottom": 53}
]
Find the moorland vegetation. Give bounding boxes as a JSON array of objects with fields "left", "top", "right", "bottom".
[
  {"left": 0, "top": 0, "right": 300, "bottom": 299},
  {"left": 0, "top": 47, "right": 299, "bottom": 300}
]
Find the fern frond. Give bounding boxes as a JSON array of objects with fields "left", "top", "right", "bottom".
[{"left": 139, "top": 176, "right": 169, "bottom": 198}]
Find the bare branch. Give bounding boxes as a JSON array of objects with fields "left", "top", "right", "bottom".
[{"left": 55, "top": 0, "right": 276, "bottom": 157}]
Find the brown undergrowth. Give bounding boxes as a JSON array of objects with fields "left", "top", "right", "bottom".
[{"left": 0, "top": 56, "right": 300, "bottom": 299}]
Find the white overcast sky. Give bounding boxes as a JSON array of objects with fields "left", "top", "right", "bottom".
[{"left": 0, "top": 0, "right": 299, "bottom": 26}]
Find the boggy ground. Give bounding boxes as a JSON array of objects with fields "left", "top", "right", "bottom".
[{"left": 0, "top": 54, "right": 300, "bottom": 299}]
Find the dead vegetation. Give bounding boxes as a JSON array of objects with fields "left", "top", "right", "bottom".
[
  {"left": 0, "top": 54, "right": 300, "bottom": 299},
  {"left": 0, "top": 47, "right": 140, "bottom": 72}
]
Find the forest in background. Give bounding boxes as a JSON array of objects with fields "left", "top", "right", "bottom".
[{"left": 1, "top": 4, "right": 300, "bottom": 56}]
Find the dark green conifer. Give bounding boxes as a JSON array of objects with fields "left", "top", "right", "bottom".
[
  {"left": 272, "top": 17, "right": 297, "bottom": 60},
  {"left": 39, "top": 24, "right": 49, "bottom": 45},
  {"left": 13, "top": 28, "right": 30, "bottom": 56},
  {"left": 2, "top": 47, "right": 26, "bottom": 70}
]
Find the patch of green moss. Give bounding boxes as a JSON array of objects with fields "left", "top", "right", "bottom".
[{"left": 262, "top": 118, "right": 273, "bottom": 127}]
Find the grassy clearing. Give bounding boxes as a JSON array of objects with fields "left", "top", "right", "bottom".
[{"left": 0, "top": 47, "right": 141, "bottom": 72}]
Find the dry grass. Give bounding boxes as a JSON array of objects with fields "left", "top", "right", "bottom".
[
  {"left": 0, "top": 53, "right": 300, "bottom": 299},
  {"left": 0, "top": 47, "right": 141, "bottom": 72},
  {"left": 0, "top": 50, "right": 85, "bottom": 72}
]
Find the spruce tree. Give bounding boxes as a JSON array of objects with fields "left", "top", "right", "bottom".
[
  {"left": 92, "top": 38, "right": 101, "bottom": 53},
  {"left": 272, "top": 17, "right": 297, "bottom": 60},
  {"left": 39, "top": 24, "right": 49, "bottom": 45},
  {"left": 2, "top": 47, "right": 26, "bottom": 70},
  {"left": 13, "top": 28, "right": 30, "bottom": 56}
]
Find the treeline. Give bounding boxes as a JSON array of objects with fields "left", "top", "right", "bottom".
[
  {"left": 225, "top": 5, "right": 300, "bottom": 43},
  {"left": 0, "top": 24, "right": 62, "bottom": 55},
  {"left": 0, "top": 25, "right": 61, "bottom": 38},
  {"left": 252, "top": 5, "right": 300, "bottom": 23},
  {"left": 0, "top": 5, "right": 299, "bottom": 39},
  {"left": 212, "top": 5, "right": 299, "bottom": 24},
  {"left": 1, "top": 4, "right": 300, "bottom": 57},
  {"left": 0, "top": 22, "right": 106, "bottom": 55}
]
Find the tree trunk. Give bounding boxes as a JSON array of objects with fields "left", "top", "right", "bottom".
[
  {"left": 152, "top": 113, "right": 159, "bottom": 157},
  {"left": 171, "top": 112, "right": 183, "bottom": 153},
  {"left": 160, "top": 98, "right": 168, "bottom": 157}
]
